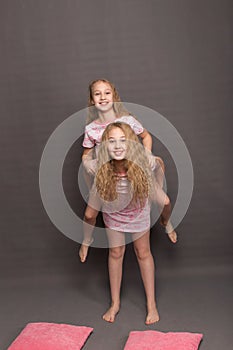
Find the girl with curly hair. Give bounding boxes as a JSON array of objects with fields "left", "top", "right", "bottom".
[{"left": 80, "top": 122, "right": 176, "bottom": 324}]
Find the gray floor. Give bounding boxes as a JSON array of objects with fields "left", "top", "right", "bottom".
[{"left": 1, "top": 225, "right": 232, "bottom": 350}]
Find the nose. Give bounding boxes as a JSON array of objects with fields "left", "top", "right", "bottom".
[
  {"left": 100, "top": 92, "right": 106, "bottom": 100},
  {"left": 115, "top": 139, "right": 122, "bottom": 148}
]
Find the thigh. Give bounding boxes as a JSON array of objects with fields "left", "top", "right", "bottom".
[
  {"left": 132, "top": 230, "right": 151, "bottom": 252},
  {"left": 105, "top": 228, "right": 126, "bottom": 249},
  {"left": 155, "top": 156, "right": 165, "bottom": 173},
  {"left": 87, "top": 186, "right": 102, "bottom": 213}
]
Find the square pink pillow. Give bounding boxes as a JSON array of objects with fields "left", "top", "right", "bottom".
[
  {"left": 124, "top": 330, "right": 203, "bottom": 350},
  {"left": 7, "top": 322, "right": 93, "bottom": 350}
]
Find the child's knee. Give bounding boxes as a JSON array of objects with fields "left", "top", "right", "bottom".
[
  {"left": 134, "top": 246, "right": 151, "bottom": 261},
  {"left": 164, "top": 194, "right": 170, "bottom": 206},
  {"left": 84, "top": 209, "right": 97, "bottom": 223},
  {"left": 109, "top": 246, "right": 125, "bottom": 260}
]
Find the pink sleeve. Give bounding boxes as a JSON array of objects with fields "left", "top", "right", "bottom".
[
  {"left": 132, "top": 119, "right": 144, "bottom": 135},
  {"left": 123, "top": 116, "right": 144, "bottom": 135},
  {"left": 82, "top": 127, "right": 95, "bottom": 148}
]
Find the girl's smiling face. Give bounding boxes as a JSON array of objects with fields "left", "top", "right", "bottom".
[
  {"left": 107, "top": 127, "right": 127, "bottom": 160},
  {"left": 91, "top": 81, "right": 114, "bottom": 112}
]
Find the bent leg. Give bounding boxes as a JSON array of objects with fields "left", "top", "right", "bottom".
[
  {"left": 152, "top": 157, "right": 169, "bottom": 209},
  {"left": 153, "top": 158, "right": 177, "bottom": 243},
  {"left": 154, "top": 156, "right": 165, "bottom": 188},
  {"left": 79, "top": 192, "right": 101, "bottom": 262},
  {"left": 160, "top": 201, "right": 177, "bottom": 243}
]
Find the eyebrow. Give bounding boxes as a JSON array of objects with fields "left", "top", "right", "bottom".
[
  {"left": 108, "top": 136, "right": 126, "bottom": 139},
  {"left": 93, "top": 89, "right": 112, "bottom": 93}
]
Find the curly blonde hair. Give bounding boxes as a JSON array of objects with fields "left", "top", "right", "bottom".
[
  {"left": 95, "top": 122, "right": 154, "bottom": 207},
  {"left": 86, "top": 79, "right": 130, "bottom": 124}
]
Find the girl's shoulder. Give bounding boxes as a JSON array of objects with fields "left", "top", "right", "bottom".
[
  {"left": 116, "top": 115, "right": 144, "bottom": 133},
  {"left": 116, "top": 115, "right": 134, "bottom": 121},
  {"left": 85, "top": 119, "right": 107, "bottom": 130},
  {"left": 116, "top": 115, "right": 142, "bottom": 124}
]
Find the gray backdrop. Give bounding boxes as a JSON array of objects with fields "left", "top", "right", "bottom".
[{"left": 0, "top": 1, "right": 232, "bottom": 349}]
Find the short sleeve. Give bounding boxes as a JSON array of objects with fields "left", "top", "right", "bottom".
[
  {"left": 117, "top": 116, "right": 144, "bottom": 135},
  {"left": 82, "top": 126, "right": 95, "bottom": 148}
]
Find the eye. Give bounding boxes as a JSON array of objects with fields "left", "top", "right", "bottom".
[
  {"left": 106, "top": 91, "right": 112, "bottom": 95},
  {"left": 94, "top": 92, "right": 100, "bottom": 96},
  {"left": 108, "top": 139, "right": 115, "bottom": 144}
]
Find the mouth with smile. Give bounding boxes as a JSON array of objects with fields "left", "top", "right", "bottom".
[
  {"left": 99, "top": 101, "right": 109, "bottom": 105},
  {"left": 113, "top": 150, "right": 125, "bottom": 157}
]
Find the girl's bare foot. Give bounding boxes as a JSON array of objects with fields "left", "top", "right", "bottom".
[
  {"left": 165, "top": 221, "right": 177, "bottom": 243},
  {"left": 102, "top": 304, "right": 120, "bottom": 323},
  {"left": 167, "top": 230, "right": 177, "bottom": 243},
  {"left": 160, "top": 219, "right": 177, "bottom": 244},
  {"left": 145, "top": 304, "right": 160, "bottom": 325},
  {"left": 79, "top": 239, "right": 93, "bottom": 263}
]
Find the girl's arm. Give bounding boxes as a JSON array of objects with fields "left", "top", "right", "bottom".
[
  {"left": 82, "top": 147, "right": 97, "bottom": 175},
  {"left": 82, "top": 147, "right": 94, "bottom": 161},
  {"left": 139, "top": 129, "right": 157, "bottom": 169},
  {"left": 139, "top": 129, "right": 152, "bottom": 151}
]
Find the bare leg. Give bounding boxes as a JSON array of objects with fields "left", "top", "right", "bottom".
[
  {"left": 159, "top": 201, "right": 177, "bottom": 243},
  {"left": 133, "top": 231, "right": 160, "bottom": 324},
  {"left": 164, "top": 220, "right": 177, "bottom": 243},
  {"left": 152, "top": 160, "right": 178, "bottom": 244},
  {"left": 79, "top": 237, "right": 93, "bottom": 263},
  {"left": 154, "top": 156, "right": 165, "bottom": 188},
  {"left": 79, "top": 209, "right": 96, "bottom": 263},
  {"left": 79, "top": 193, "right": 101, "bottom": 262},
  {"left": 103, "top": 229, "right": 126, "bottom": 323},
  {"left": 151, "top": 179, "right": 177, "bottom": 243}
]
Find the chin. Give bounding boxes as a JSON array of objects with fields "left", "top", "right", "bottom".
[{"left": 114, "top": 156, "right": 126, "bottom": 160}]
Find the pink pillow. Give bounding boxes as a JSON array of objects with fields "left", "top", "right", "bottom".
[
  {"left": 124, "top": 330, "right": 203, "bottom": 350},
  {"left": 7, "top": 322, "right": 93, "bottom": 350}
]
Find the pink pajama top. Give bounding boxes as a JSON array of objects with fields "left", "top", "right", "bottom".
[
  {"left": 83, "top": 115, "right": 150, "bottom": 232},
  {"left": 82, "top": 115, "right": 144, "bottom": 153},
  {"left": 101, "top": 173, "right": 150, "bottom": 233}
]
